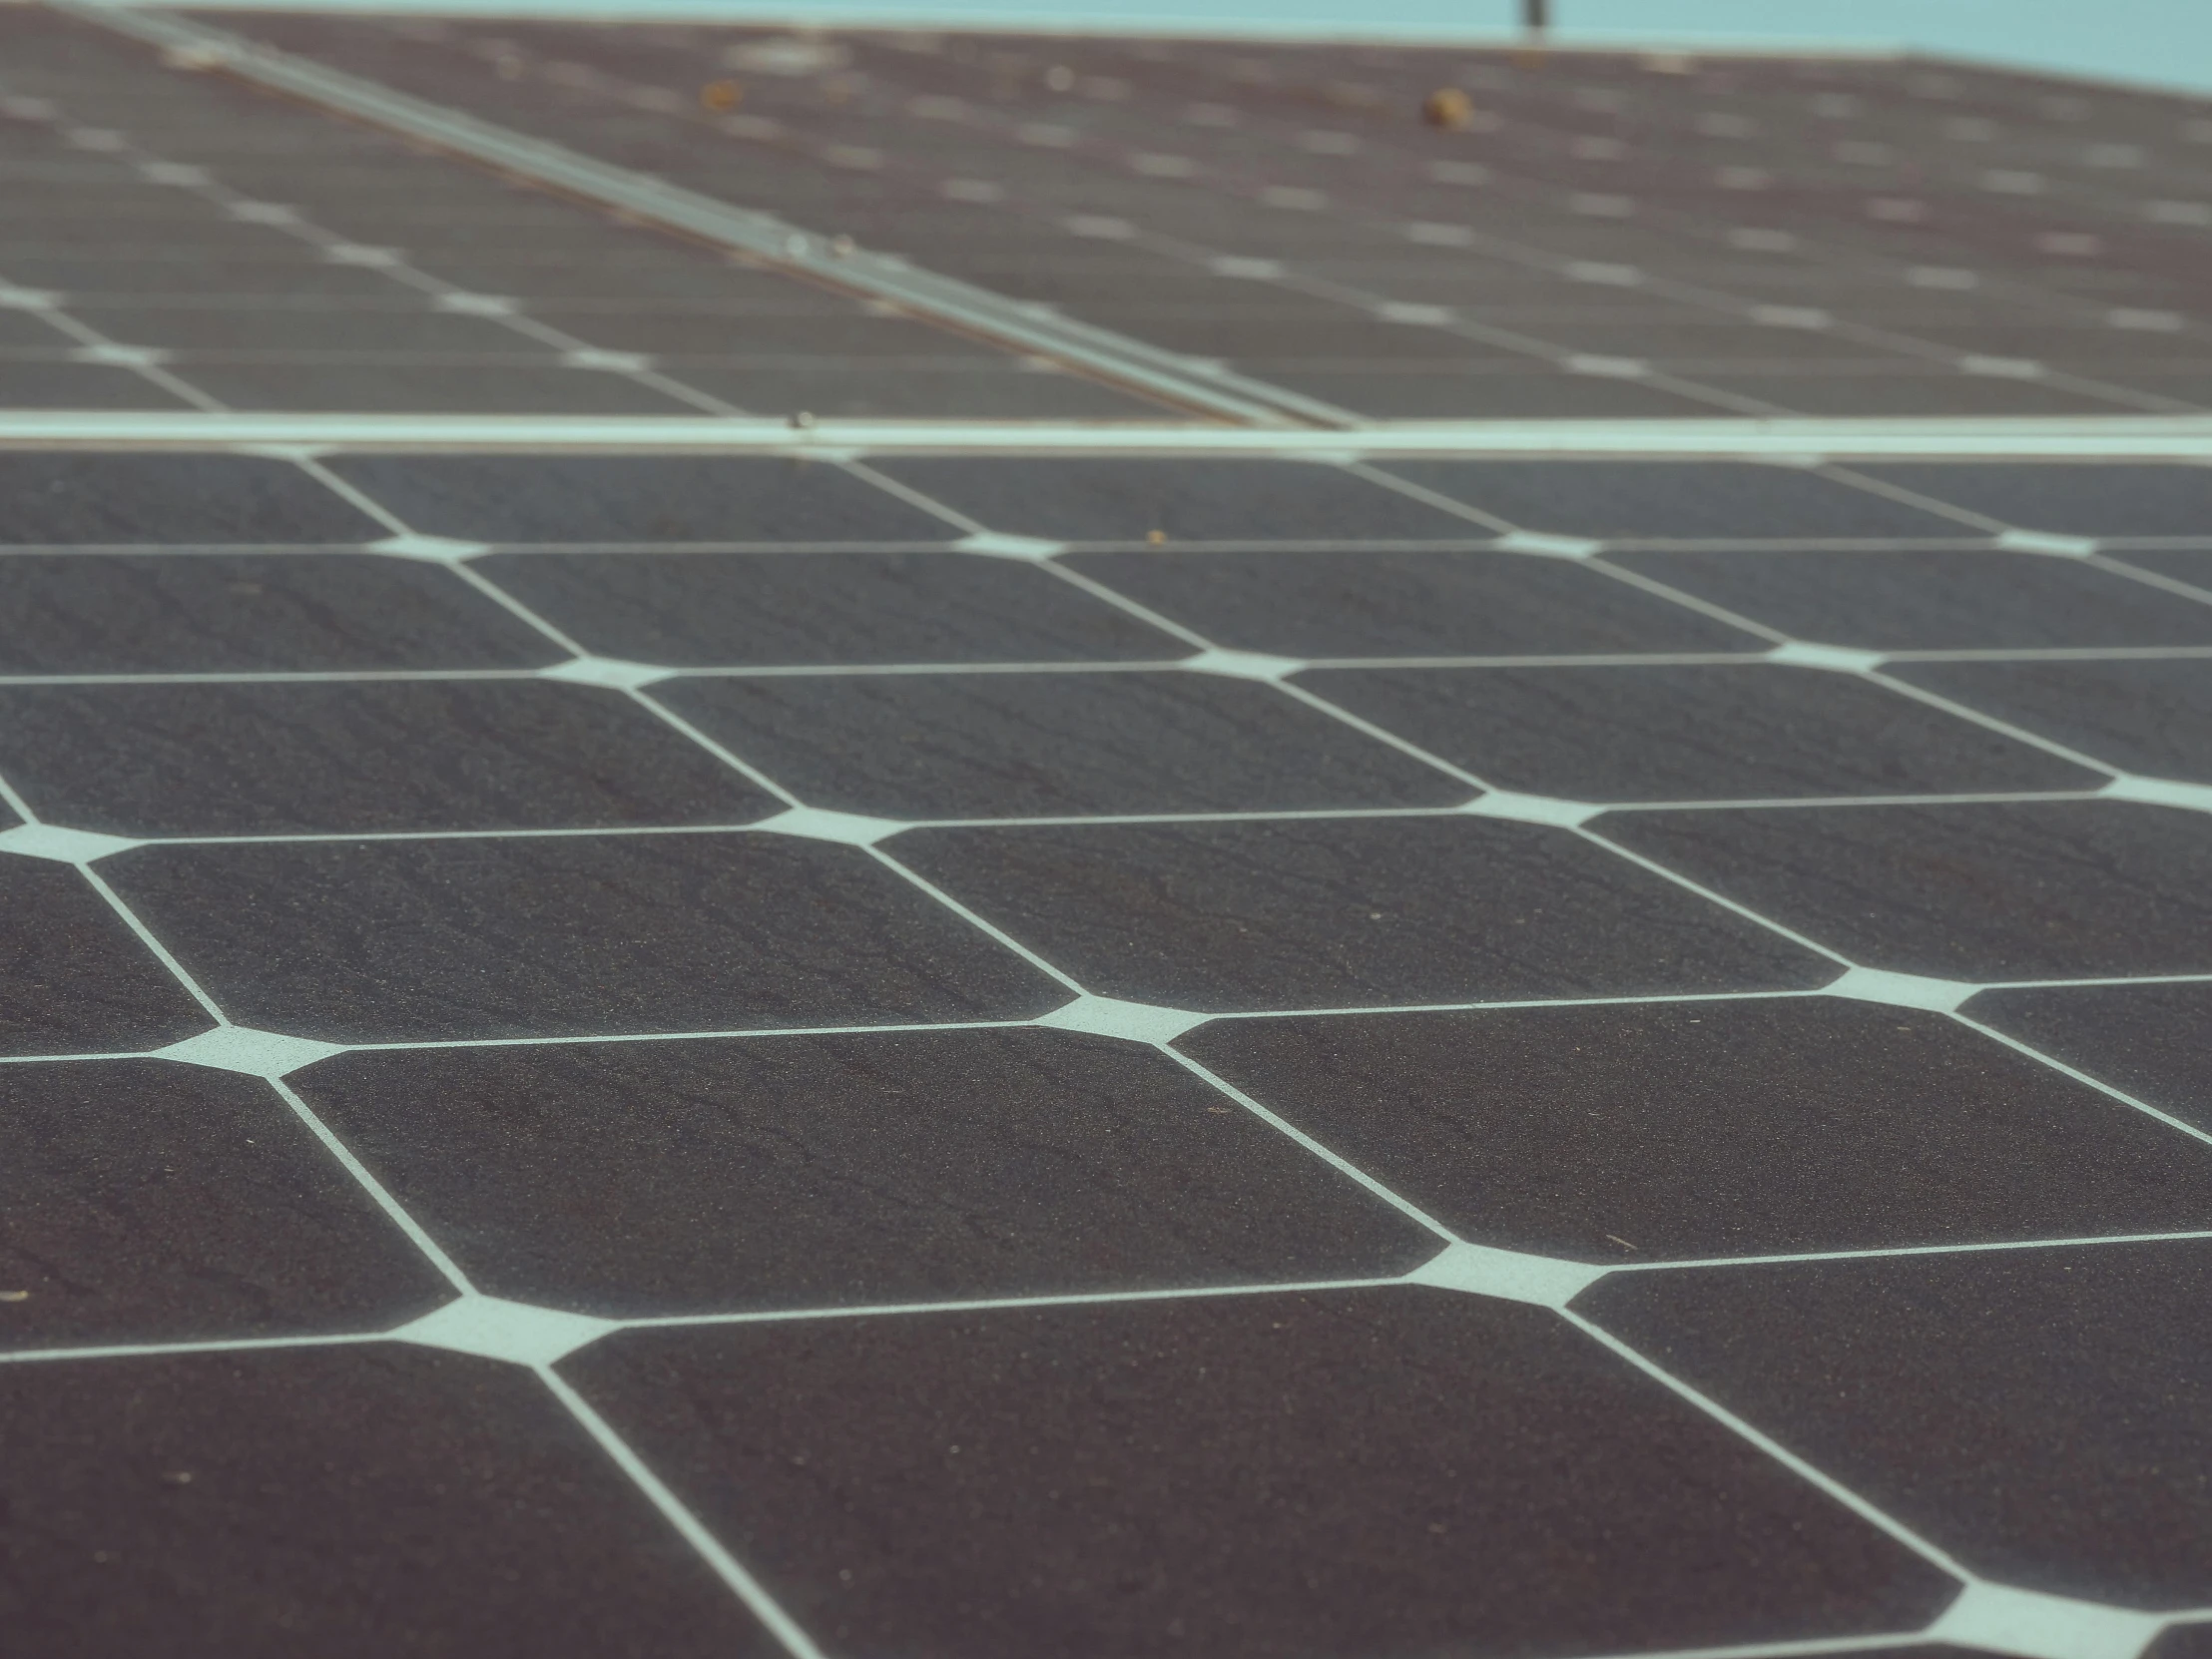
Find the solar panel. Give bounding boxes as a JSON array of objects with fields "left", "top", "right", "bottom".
[{"left": 3, "top": 5, "right": 2212, "bottom": 1655}]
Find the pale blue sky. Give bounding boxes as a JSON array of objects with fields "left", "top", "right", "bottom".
[
  {"left": 193, "top": 0, "right": 2212, "bottom": 99},
  {"left": 806, "top": 1, "right": 2212, "bottom": 99}
]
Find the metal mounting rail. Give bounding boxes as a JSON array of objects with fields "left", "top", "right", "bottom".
[
  {"left": 54, "top": 0, "right": 1359, "bottom": 430},
  {"left": 3, "top": 410, "right": 2211, "bottom": 458}
]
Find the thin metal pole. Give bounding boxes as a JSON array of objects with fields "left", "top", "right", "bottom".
[{"left": 1524, "top": 0, "right": 1550, "bottom": 34}]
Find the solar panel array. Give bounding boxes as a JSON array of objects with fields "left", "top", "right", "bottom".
[{"left": 2, "top": 6, "right": 2212, "bottom": 1658}]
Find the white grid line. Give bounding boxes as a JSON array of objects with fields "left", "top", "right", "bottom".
[
  {"left": 535, "top": 1367, "right": 832, "bottom": 1659},
  {"left": 8, "top": 970, "right": 2212, "bottom": 1069},
  {"left": 6, "top": 1225, "right": 2209, "bottom": 1364},
  {"left": 1558, "top": 1310, "right": 1977, "bottom": 1580},
  {"left": 7, "top": 642, "right": 2212, "bottom": 684}
]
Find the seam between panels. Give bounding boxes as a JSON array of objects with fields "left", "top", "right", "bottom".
[{"left": 0, "top": 75, "right": 754, "bottom": 417}]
